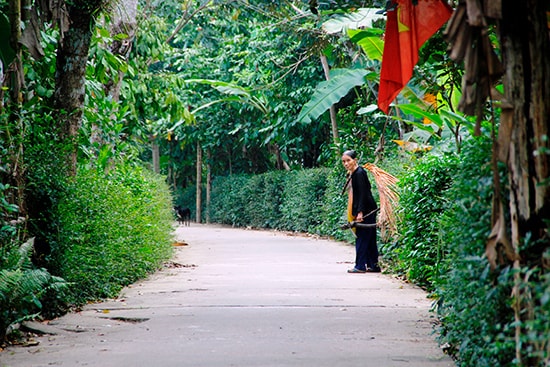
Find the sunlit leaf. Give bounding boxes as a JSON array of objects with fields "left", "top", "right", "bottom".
[
  {"left": 297, "top": 68, "right": 368, "bottom": 124},
  {"left": 348, "top": 29, "right": 384, "bottom": 61},
  {"left": 322, "top": 8, "right": 385, "bottom": 34}
]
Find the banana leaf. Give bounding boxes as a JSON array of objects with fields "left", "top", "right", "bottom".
[
  {"left": 348, "top": 29, "right": 384, "bottom": 61},
  {"left": 297, "top": 68, "right": 368, "bottom": 124}
]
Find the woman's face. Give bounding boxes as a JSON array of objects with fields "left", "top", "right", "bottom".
[{"left": 342, "top": 154, "right": 357, "bottom": 172}]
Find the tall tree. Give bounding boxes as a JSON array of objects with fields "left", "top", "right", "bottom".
[{"left": 53, "top": 0, "right": 109, "bottom": 174}]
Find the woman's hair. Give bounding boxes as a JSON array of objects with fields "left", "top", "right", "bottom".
[{"left": 343, "top": 150, "right": 357, "bottom": 159}]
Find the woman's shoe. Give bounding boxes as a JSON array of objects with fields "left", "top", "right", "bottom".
[{"left": 347, "top": 268, "right": 367, "bottom": 273}]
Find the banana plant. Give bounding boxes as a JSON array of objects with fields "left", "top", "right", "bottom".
[
  {"left": 296, "top": 68, "right": 368, "bottom": 124},
  {"left": 322, "top": 7, "right": 385, "bottom": 36},
  {"left": 296, "top": 8, "right": 384, "bottom": 126}
]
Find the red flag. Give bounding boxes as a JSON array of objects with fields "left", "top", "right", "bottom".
[{"left": 377, "top": 0, "right": 453, "bottom": 114}]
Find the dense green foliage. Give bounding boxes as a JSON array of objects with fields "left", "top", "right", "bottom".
[
  {"left": 0, "top": 238, "right": 66, "bottom": 342},
  {"left": 382, "top": 137, "right": 549, "bottom": 366},
  {"left": 0, "top": 194, "right": 67, "bottom": 342},
  {"left": 385, "top": 153, "right": 459, "bottom": 289},
  {"left": 0, "top": 0, "right": 179, "bottom": 341},
  {"left": 208, "top": 166, "right": 355, "bottom": 244},
  {"left": 50, "top": 164, "right": 174, "bottom": 305},
  {"left": 434, "top": 137, "right": 517, "bottom": 366},
  {"left": 1, "top": 1, "right": 547, "bottom": 365},
  {"left": 138, "top": 0, "right": 405, "bottom": 187},
  {"left": 0, "top": 104, "right": 71, "bottom": 342}
]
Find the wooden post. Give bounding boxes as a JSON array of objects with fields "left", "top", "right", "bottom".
[{"left": 151, "top": 138, "right": 160, "bottom": 173}]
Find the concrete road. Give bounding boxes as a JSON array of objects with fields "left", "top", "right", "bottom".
[{"left": 1, "top": 224, "right": 454, "bottom": 367}]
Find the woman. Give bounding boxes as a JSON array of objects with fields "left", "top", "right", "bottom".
[{"left": 342, "top": 150, "right": 381, "bottom": 273}]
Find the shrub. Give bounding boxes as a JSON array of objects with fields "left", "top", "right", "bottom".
[
  {"left": 246, "top": 171, "right": 287, "bottom": 229},
  {"left": 50, "top": 164, "right": 174, "bottom": 305},
  {"left": 209, "top": 174, "right": 255, "bottom": 226},
  {"left": 435, "top": 136, "right": 516, "bottom": 366},
  {"left": 513, "top": 258, "right": 550, "bottom": 366},
  {"left": 279, "top": 169, "right": 329, "bottom": 233},
  {"left": 208, "top": 163, "right": 400, "bottom": 246},
  {"left": 315, "top": 163, "right": 354, "bottom": 242},
  {"left": 387, "top": 153, "right": 458, "bottom": 288},
  {"left": 210, "top": 168, "right": 333, "bottom": 234},
  {"left": 0, "top": 172, "right": 67, "bottom": 342}
]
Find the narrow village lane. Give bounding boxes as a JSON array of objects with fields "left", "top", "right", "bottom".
[{"left": 1, "top": 223, "right": 453, "bottom": 367}]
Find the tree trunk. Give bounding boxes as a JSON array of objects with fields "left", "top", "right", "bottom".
[
  {"left": 206, "top": 149, "right": 211, "bottom": 223},
  {"left": 105, "top": 0, "right": 138, "bottom": 101},
  {"left": 8, "top": 0, "right": 23, "bottom": 103},
  {"left": 7, "top": 0, "right": 26, "bottom": 217},
  {"left": 151, "top": 138, "right": 160, "bottom": 173},
  {"left": 499, "top": 1, "right": 550, "bottom": 364},
  {"left": 52, "top": 5, "right": 97, "bottom": 175},
  {"left": 195, "top": 142, "right": 202, "bottom": 223},
  {"left": 500, "top": 0, "right": 549, "bottom": 260},
  {"left": 320, "top": 54, "right": 340, "bottom": 150}
]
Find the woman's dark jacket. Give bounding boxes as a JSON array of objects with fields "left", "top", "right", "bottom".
[{"left": 350, "top": 166, "right": 377, "bottom": 218}]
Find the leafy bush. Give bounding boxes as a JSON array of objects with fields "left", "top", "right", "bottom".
[
  {"left": 50, "top": 164, "right": 174, "bottom": 305},
  {"left": 209, "top": 174, "right": 255, "bottom": 226},
  {"left": 246, "top": 171, "right": 287, "bottom": 229},
  {"left": 386, "top": 153, "right": 458, "bottom": 288},
  {"left": 315, "top": 163, "right": 354, "bottom": 242},
  {"left": 279, "top": 169, "right": 329, "bottom": 233},
  {"left": 435, "top": 136, "right": 516, "bottom": 366},
  {"left": 0, "top": 89, "right": 69, "bottom": 341},
  {"left": 210, "top": 168, "right": 336, "bottom": 234},
  {"left": 513, "top": 258, "right": 550, "bottom": 366},
  {"left": 0, "top": 182, "right": 20, "bottom": 249},
  {"left": 208, "top": 163, "right": 397, "bottom": 245}
]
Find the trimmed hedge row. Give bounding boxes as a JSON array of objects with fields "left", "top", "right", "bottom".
[
  {"left": 207, "top": 167, "right": 355, "bottom": 242},
  {"left": 384, "top": 137, "right": 549, "bottom": 366},
  {"left": 382, "top": 153, "right": 459, "bottom": 289},
  {"left": 50, "top": 164, "right": 175, "bottom": 306}
]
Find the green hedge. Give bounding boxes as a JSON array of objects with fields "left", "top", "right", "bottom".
[
  {"left": 50, "top": 164, "right": 174, "bottom": 305},
  {"left": 388, "top": 137, "right": 549, "bottom": 366},
  {"left": 208, "top": 167, "right": 355, "bottom": 242},
  {"left": 384, "top": 153, "right": 458, "bottom": 289},
  {"left": 435, "top": 137, "right": 517, "bottom": 366}
]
